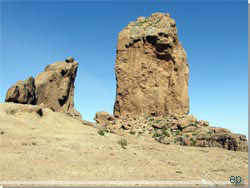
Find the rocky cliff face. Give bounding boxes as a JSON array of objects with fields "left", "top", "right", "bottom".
[
  {"left": 5, "top": 58, "right": 81, "bottom": 118},
  {"left": 114, "top": 13, "right": 189, "bottom": 118}
]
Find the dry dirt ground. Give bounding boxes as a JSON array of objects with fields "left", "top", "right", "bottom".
[{"left": 0, "top": 103, "right": 248, "bottom": 186}]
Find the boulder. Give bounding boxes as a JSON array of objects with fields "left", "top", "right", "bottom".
[
  {"left": 157, "top": 137, "right": 170, "bottom": 145},
  {"left": 114, "top": 13, "right": 189, "bottom": 118},
  {"left": 198, "top": 120, "right": 209, "bottom": 127},
  {"left": 5, "top": 76, "right": 36, "bottom": 105},
  {"left": 196, "top": 132, "right": 248, "bottom": 152},
  {"left": 35, "top": 61, "right": 80, "bottom": 117},
  {"left": 65, "top": 56, "right": 74, "bottom": 63},
  {"left": 182, "top": 126, "right": 198, "bottom": 133},
  {"left": 94, "top": 111, "right": 114, "bottom": 124},
  {"left": 177, "top": 115, "right": 197, "bottom": 129},
  {"left": 208, "top": 127, "right": 231, "bottom": 134},
  {"left": 121, "top": 123, "right": 132, "bottom": 130}
]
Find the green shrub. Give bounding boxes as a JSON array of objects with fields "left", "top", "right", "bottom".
[
  {"left": 162, "top": 130, "right": 170, "bottom": 137},
  {"left": 190, "top": 138, "right": 197, "bottom": 146},
  {"left": 129, "top": 130, "right": 136, "bottom": 135},
  {"left": 175, "top": 130, "right": 181, "bottom": 135},
  {"left": 162, "top": 127, "right": 168, "bottom": 132},
  {"left": 176, "top": 171, "right": 182, "bottom": 174},
  {"left": 98, "top": 129, "right": 105, "bottom": 136},
  {"left": 97, "top": 128, "right": 109, "bottom": 136},
  {"left": 148, "top": 117, "right": 154, "bottom": 121},
  {"left": 118, "top": 138, "right": 128, "bottom": 149}
]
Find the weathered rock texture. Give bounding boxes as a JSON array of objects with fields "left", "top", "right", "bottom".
[
  {"left": 114, "top": 13, "right": 189, "bottom": 118},
  {"left": 35, "top": 61, "right": 79, "bottom": 115},
  {"left": 94, "top": 111, "right": 114, "bottom": 124},
  {"left": 94, "top": 114, "right": 248, "bottom": 152},
  {"left": 5, "top": 58, "right": 81, "bottom": 118},
  {"left": 5, "top": 77, "right": 37, "bottom": 105}
]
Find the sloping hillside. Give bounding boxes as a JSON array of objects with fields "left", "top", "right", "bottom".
[{"left": 0, "top": 103, "right": 247, "bottom": 186}]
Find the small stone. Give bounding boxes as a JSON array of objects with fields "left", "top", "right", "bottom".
[
  {"left": 136, "top": 16, "right": 145, "bottom": 22},
  {"left": 183, "top": 126, "right": 198, "bottom": 133},
  {"left": 65, "top": 57, "right": 74, "bottom": 63},
  {"left": 199, "top": 120, "right": 209, "bottom": 127}
]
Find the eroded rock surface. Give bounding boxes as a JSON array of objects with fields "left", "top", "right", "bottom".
[
  {"left": 35, "top": 61, "right": 79, "bottom": 115},
  {"left": 5, "top": 58, "right": 81, "bottom": 118},
  {"left": 94, "top": 111, "right": 114, "bottom": 124},
  {"left": 94, "top": 114, "right": 248, "bottom": 152},
  {"left": 5, "top": 77, "right": 36, "bottom": 105},
  {"left": 114, "top": 13, "right": 189, "bottom": 118}
]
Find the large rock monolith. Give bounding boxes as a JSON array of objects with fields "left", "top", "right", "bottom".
[{"left": 114, "top": 13, "right": 189, "bottom": 118}]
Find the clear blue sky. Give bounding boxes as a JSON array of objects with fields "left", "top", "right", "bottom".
[{"left": 1, "top": 0, "right": 248, "bottom": 136}]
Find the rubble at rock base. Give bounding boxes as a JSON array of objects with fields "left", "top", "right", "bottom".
[{"left": 94, "top": 112, "right": 248, "bottom": 152}]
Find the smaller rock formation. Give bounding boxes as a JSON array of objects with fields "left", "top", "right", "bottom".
[
  {"left": 5, "top": 57, "right": 81, "bottom": 118},
  {"left": 5, "top": 76, "right": 36, "bottom": 105}
]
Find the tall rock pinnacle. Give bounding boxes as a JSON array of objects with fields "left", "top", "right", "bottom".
[{"left": 114, "top": 13, "right": 189, "bottom": 118}]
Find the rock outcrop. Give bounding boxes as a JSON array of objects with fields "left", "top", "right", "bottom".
[
  {"left": 5, "top": 76, "right": 36, "bottom": 105},
  {"left": 94, "top": 114, "right": 248, "bottom": 152},
  {"left": 5, "top": 58, "right": 81, "bottom": 118},
  {"left": 114, "top": 13, "right": 189, "bottom": 118}
]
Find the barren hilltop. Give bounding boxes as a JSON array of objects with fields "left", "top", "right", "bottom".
[{"left": 0, "top": 13, "right": 248, "bottom": 186}]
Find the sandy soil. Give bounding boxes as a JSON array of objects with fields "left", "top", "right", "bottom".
[{"left": 0, "top": 103, "right": 248, "bottom": 186}]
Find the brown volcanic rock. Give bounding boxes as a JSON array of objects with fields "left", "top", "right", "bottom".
[
  {"left": 5, "top": 76, "right": 36, "bottom": 105},
  {"left": 95, "top": 114, "right": 248, "bottom": 152},
  {"left": 35, "top": 60, "right": 80, "bottom": 117},
  {"left": 5, "top": 58, "right": 81, "bottom": 118},
  {"left": 114, "top": 13, "right": 189, "bottom": 118},
  {"left": 196, "top": 132, "right": 248, "bottom": 152},
  {"left": 94, "top": 111, "right": 114, "bottom": 124}
]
